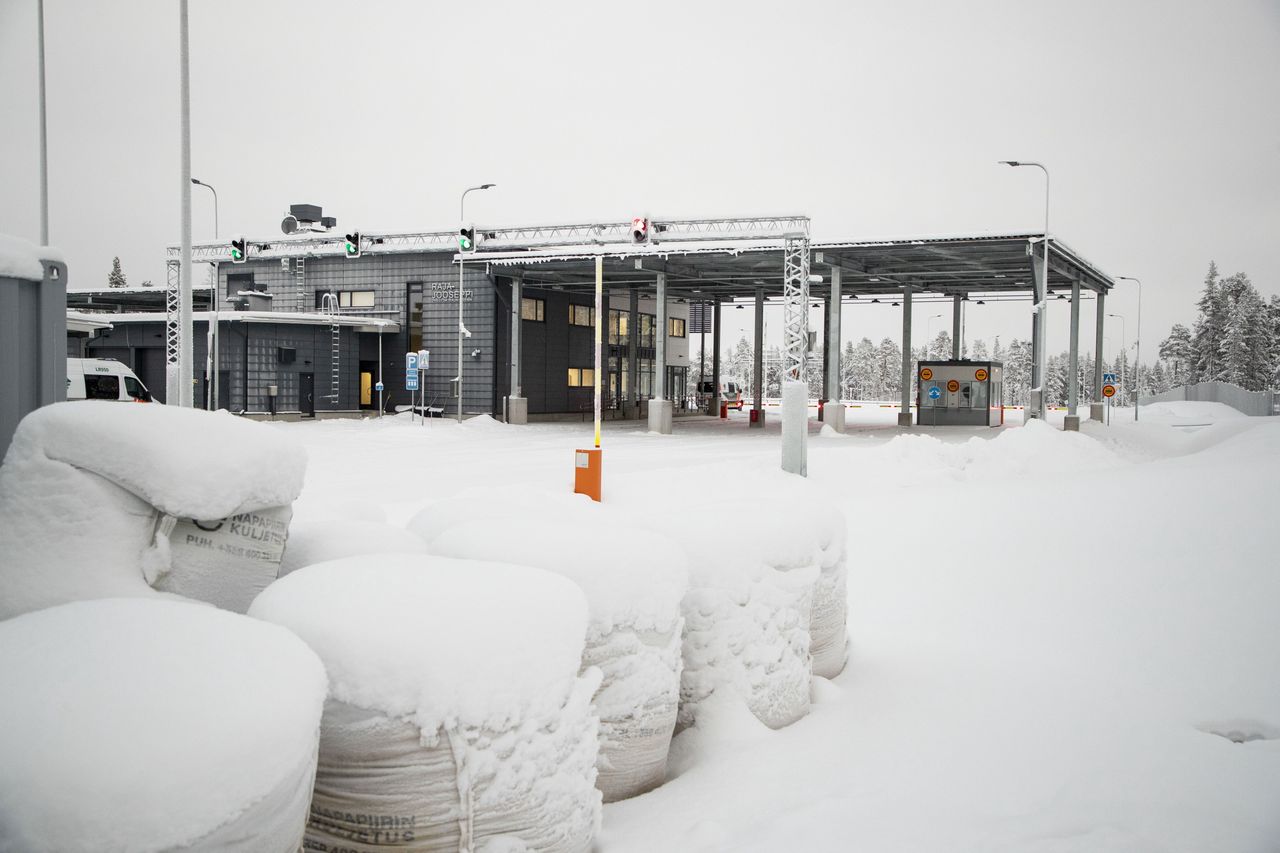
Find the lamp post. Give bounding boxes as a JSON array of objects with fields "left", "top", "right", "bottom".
[
  {"left": 999, "top": 160, "right": 1050, "bottom": 420},
  {"left": 1108, "top": 313, "right": 1127, "bottom": 406},
  {"left": 925, "top": 313, "right": 943, "bottom": 356},
  {"left": 37, "top": 0, "right": 48, "bottom": 245},
  {"left": 191, "top": 178, "right": 219, "bottom": 410},
  {"left": 1115, "top": 275, "right": 1143, "bottom": 421},
  {"left": 457, "top": 183, "right": 495, "bottom": 422}
]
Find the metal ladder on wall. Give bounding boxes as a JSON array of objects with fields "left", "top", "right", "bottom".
[
  {"left": 320, "top": 292, "right": 340, "bottom": 406},
  {"left": 295, "top": 257, "right": 306, "bottom": 312}
]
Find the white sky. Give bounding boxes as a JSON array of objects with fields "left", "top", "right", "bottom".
[{"left": 2, "top": 0, "right": 1277, "bottom": 361}]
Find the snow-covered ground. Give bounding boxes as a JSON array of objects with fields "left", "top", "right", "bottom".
[{"left": 273, "top": 402, "right": 1280, "bottom": 852}]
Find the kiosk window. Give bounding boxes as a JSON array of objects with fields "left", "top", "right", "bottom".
[{"left": 969, "top": 382, "right": 986, "bottom": 409}]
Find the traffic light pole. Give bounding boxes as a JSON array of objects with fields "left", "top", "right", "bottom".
[{"left": 176, "top": 0, "right": 193, "bottom": 407}]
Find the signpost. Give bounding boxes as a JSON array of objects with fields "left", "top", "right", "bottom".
[
  {"left": 1102, "top": 373, "right": 1117, "bottom": 425},
  {"left": 417, "top": 350, "right": 429, "bottom": 426},
  {"left": 406, "top": 352, "right": 419, "bottom": 422}
]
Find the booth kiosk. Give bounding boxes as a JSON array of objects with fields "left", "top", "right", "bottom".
[{"left": 917, "top": 360, "right": 1004, "bottom": 427}]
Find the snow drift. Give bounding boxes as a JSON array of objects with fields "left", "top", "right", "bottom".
[
  {"left": 0, "top": 597, "right": 326, "bottom": 852},
  {"left": 278, "top": 519, "right": 427, "bottom": 576},
  {"left": 0, "top": 402, "right": 306, "bottom": 619},
  {"left": 249, "top": 555, "right": 602, "bottom": 852}
]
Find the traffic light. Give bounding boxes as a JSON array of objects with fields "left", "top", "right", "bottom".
[
  {"left": 230, "top": 237, "right": 247, "bottom": 263},
  {"left": 343, "top": 232, "right": 361, "bottom": 259},
  {"left": 458, "top": 225, "right": 476, "bottom": 252},
  {"left": 631, "top": 217, "right": 649, "bottom": 244}
]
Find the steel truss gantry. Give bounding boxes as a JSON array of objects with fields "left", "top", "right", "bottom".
[
  {"left": 165, "top": 259, "right": 181, "bottom": 403},
  {"left": 782, "top": 236, "right": 811, "bottom": 382}
]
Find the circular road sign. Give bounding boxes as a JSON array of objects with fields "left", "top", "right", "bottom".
[
  {"left": 920, "top": 368, "right": 933, "bottom": 381},
  {"left": 1103, "top": 384, "right": 1117, "bottom": 398},
  {"left": 975, "top": 368, "right": 989, "bottom": 381},
  {"left": 928, "top": 386, "right": 942, "bottom": 400},
  {"left": 946, "top": 379, "right": 960, "bottom": 393}
]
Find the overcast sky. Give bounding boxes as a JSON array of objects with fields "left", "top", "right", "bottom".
[{"left": 2, "top": 0, "right": 1277, "bottom": 358}]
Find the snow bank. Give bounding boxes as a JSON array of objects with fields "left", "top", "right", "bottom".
[
  {"left": 279, "top": 519, "right": 426, "bottom": 576},
  {"left": 249, "top": 555, "right": 601, "bottom": 852},
  {"left": 427, "top": 511, "right": 688, "bottom": 801},
  {"left": 0, "top": 402, "right": 306, "bottom": 619},
  {"left": 610, "top": 466, "right": 848, "bottom": 728},
  {"left": 0, "top": 598, "right": 326, "bottom": 852},
  {"left": 0, "top": 233, "right": 60, "bottom": 280}
]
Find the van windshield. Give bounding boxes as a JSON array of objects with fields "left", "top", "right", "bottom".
[{"left": 124, "top": 376, "right": 147, "bottom": 400}]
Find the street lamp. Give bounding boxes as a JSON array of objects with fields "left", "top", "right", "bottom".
[
  {"left": 1108, "top": 313, "right": 1127, "bottom": 405},
  {"left": 925, "top": 313, "right": 943, "bottom": 355},
  {"left": 1000, "top": 160, "right": 1050, "bottom": 420},
  {"left": 1114, "top": 275, "right": 1143, "bottom": 421},
  {"left": 457, "top": 183, "right": 496, "bottom": 422},
  {"left": 190, "top": 178, "right": 218, "bottom": 239}
]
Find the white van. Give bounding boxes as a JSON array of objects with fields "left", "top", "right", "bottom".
[{"left": 66, "top": 358, "right": 153, "bottom": 403}]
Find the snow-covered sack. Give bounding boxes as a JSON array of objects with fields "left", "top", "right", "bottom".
[
  {"left": 0, "top": 402, "right": 306, "bottom": 618},
  {"left": 0, "top": 598, "right": 326, "bottom": 852},
  {"left": 279, "top": 519, "right": 427, "bottom": 576},
  {"left": 249, "top": 555, "right": 602, "bottom": 852},
  {"left": 419, "top": 495, "right": 687, "bottom": 803},
  {"left": 612, "top": 467, "right": 848, "bottom": 729}
]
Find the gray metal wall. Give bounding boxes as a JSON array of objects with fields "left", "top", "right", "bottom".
[
  {"left": 1142, "top": 381, "right": 1279, "bottom": 417},
  {"left": 1, "top": 258, "right": 67, "bottom": 457},
  {"left": 217, "top": 251, "right": 497, "bottom": 415}
]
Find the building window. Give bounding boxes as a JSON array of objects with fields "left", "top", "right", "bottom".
[
  {"left": 407, "top": 282, "right": 423, "bottom": 353},
  {"left": 669, "top": 317, "right": 687, "bottom": 338},
  {"left": 521, "top": 297, "right": 545, "bottom": 322},
  {"left": 640, "top": 314, "right": 656, "bottom": 348},
  {"left": 567, "top": 367, "right": 595, "bottom": 387},
  {"left": 608, "top": 310, "right": 629, "bottom": 345},
  {"left": 316, "top": 290, "right": 376, "bottom": 309},
  {"left": 569, "top": 304, "right": 594, "bottom": 327},
  {"left": 227, "top": 272, "right": 254, "bottom": 299}
]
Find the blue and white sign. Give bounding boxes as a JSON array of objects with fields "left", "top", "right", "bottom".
[
  {"left": 405, "top": 352, "right": 419, "bottom": 391},
  {"left": 417, "top": 349, "right": 430, "bottom": 371},
  {"left": 927, "top": 386, "right": 942, "bottom": 400},
  {"left": 375, "top": 382, "right": 384, "bottom": 392},
  {"left": 1103, "top": 372, "right": 1118, "bottom": 384}
]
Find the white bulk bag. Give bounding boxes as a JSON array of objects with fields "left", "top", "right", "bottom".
[
  {"left": 250, "top": 555, "right": 602, "bottom": 853},
  {"left": 426, "top": 513, "right": 687, "bottom": 802},
  {"left": 0, "top": 598, "right": 326, "bottom": 852},
  {"left": 279, "top": 519, "right": 427, "bottom": 577}
]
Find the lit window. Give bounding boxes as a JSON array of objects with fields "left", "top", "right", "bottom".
[
  {"left": 569, "top": 304, "right": 593, "bottom": 327},
  {"left": 522, "top": 297, "right": 545, "bottom": 322},
  {"left": 348, "top": 291, "right": 375, "bottom": 308},
  {"left": 669, "top": 317, "right": 686, "bottom": 338},
  {"left": 568, "top": 367, "right": 595, "bottom": 387}
]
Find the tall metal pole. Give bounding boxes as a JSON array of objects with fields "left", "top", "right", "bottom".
[
  {"left": 1116, "top": 276, "right": 1143, "bottom": 421},
  {"left": 37, "top": 0, "right": 49, "bottom": 245},
  {"left": 457, "top": 184, "right": 494, "bottom": 422},
  {"left": 1109, "top": 313, "right": 1126, "bottom": 405},
  {"left": 178, "top": 0, "right": 193, "bottom": 408},
  {"left": 594, "top": 256, "right": 602, "bottom": 449},
  {"left": 1000, "top": 161, "right": 1050, "bottom": 419},
  {"left": 192, "top": 179, "right": 218, "bottom": 409}
]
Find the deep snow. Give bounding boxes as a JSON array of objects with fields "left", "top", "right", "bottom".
[{"left": 275, "top": 404, "right": 1280, "bottom": 851}]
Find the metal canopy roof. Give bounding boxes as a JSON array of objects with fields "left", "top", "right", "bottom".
[{"left": 473, "top": 233, "right": 1113, "bottom": 301}]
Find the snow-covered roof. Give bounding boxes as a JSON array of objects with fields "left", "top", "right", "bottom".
[
  {"left": 66, "top": 310, "right": 113, "bottom": 333},
  {"left": 95, "top": 310, "right": 398, "bottom": 332}
]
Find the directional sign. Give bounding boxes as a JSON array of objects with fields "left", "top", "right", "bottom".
[
  {"left": 920, "top": 367, "right": 933, "bottom": 381},
  {"left": 927, "top": 386, "right": 942, "bottom": 400},
  {"left": 946, "top": 379, "right": 960, "bottom": 393},
  {"left": 975, "top": 368, "right": 989, "bottom": 382},
  {"left": 405, "top": 352, "right": 419, "bottom": 391},
  {"left": 1102, "top": 384, "right": 1116, "bottom": 398}
]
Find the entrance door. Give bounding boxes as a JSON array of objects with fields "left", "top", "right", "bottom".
[
  {"left": 299, "top": 373, "right": 315, "bottom": 417},
  {"left": 358, "top": 360, "right": 377, "bottom": 410}
]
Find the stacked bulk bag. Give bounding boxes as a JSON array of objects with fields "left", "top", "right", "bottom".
[
  {"left": 610, "top": 467, "right": 849, "bottom": 730},
  {"left": 249, "top": 554, "right": 601, "bottom": 853},
  {"left": 0, "top": 402, "right": 306, "bottom": 619},
  {"left": 425, "top": 512, "right": 688, "bottom": 802},
  {"left": 0, "top": 598, "right": 326, "bottom": 852},
  {"left": 279, "top": 519, "right": 427, "bottom": 576}
]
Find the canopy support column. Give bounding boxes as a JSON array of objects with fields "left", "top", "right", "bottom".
[
  {"left": 1091, "top": 291, "right": 1106, "bottom": 421},
  {"left": 899, "top": 284, "right": 914, "bottom": 427},
  {"left": 507, "top": 276, "right": 527, "bottom": 424},
  {"left": 648, "top": 272, "right": 672, "bottom": 434},
  {"left": 1065, "top": 278, "right": 1081, "bottom": 430},
  {"left": 952, "top": 294, "right": 962, "bottom": 359},
  {"left": 825, "top": 267, "right": 844, "bottom": 432}
]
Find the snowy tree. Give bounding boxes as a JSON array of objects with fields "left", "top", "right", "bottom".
[
  {"left": 107, "top": 257, "right": 127, "bottom": 289},
  {"left": 991, "top": 336, "right": 1004, "bottom": 365},
  {"left": 1159, "top": 324, "right": 1193, "bottom": 387},
  {"left": 846, "top": 338, "right": 876, "bottom": 400},
  {"left": 1191, "top": 262, "right": 1227, "bottom": 381},
  {"left": 927, "top": 331, "right": 952, "bottom": 361},
  {"left": 1003, "top": 339, "right": 1032, "bottom": 406},
  {"left": 1269, "top": 295, "right": 1280, "bottom": 388},
  {"left": 727, "top": 336, "right": 755, "bottom": 393},
  {"left": 876, "top": 338, "right": 902, "bottom": 401},
  {"left": 969, "top": 338, "right": 989, "bottom": 361},
  {"left": 764, "top": 346, "right": 785, "bottom": 398},
  {"left": 1218, "top": 280, "right": 1270, "bottom": 391}
]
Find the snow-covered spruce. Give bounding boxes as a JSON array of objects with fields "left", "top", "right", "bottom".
[
  {"left": 278, "top": 519, "right": 427, "bottom": 576},
  {"left": 418, "top": 498, "right": 688, "bottom": 803},
  {"left": 249, "top": 555, "right": 601, "bottom": 853},
  {"left": 0, "top": 402, "right": 306, "bottom": 619},
  {"left": 610, "top": 467, "right": 848, "bottom": 729},
  {"left": 0, "top": 598, "right": 326, "bottom": 852}
]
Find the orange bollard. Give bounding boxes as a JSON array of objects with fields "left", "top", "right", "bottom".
[
  {"left": 574, "top": 448, "right": 602, "bottom": 502},
  {"left": 719, "top": 402, "right": 728, "bottom": 419}
]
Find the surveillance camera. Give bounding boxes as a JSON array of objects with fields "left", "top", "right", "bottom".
[{"left": 471, "top": 349, "right": 481, "bottom": 358}]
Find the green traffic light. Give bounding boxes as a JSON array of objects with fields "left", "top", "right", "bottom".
[
  {"left": 231, "top": 249, "right": 243, "bottom": 260},
  {"left": 459, "top": 236, "right": 472, "bottom": 250},
  {"left": 345, "top": 242, "right": 355, "bottom": 254}
]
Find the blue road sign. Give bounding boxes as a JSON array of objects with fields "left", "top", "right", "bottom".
[
  {"left": 405, "top": 352, "right": 419, "bottom": 391},
  {"left": 1103, "top": 372, "right": 1118, "bottom": 384},
  {"left": 375, "top": 382, "right": 384, "bottom": 392},
  {"left": 927, "top": 386, "right": 942, "bottom": 400}
]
